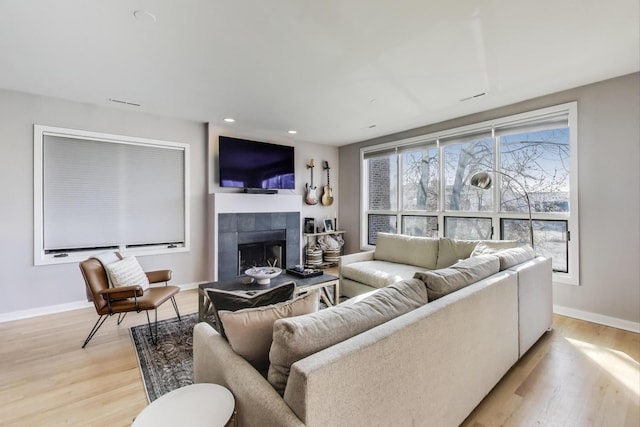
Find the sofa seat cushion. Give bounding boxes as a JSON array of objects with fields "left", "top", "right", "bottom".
[
  {"left": 374, "top": 232, "right": 439, "bottom": 269},
  {"left": 415, "top": 254, "right": 500, "bottom": 301},
  {"left": 267, "top": 278, "right": 429, "bottom": 395},
  {"left": 340, "top": 260, "right": 423, "bottom": 288}
]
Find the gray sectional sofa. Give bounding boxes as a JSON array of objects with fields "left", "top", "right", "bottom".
[{"left": 193, "top": 233, "right": 553, "bottom": 427}]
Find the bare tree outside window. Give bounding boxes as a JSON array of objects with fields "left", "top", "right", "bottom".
[
  {"left": 401, "top": 147, "right": 439, "bottom": 211},
  {"left": 499, "top": 128, "right": 570, "bottom": 213}
]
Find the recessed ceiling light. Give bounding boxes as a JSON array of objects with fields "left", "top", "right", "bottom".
[
  {"left": 109, "top": 98, "right": 140, "bottom": 107},
  {"left": 288, "top": 130, "right": 297, "bottom": 134},
  {"left": 223, "top": 118, "right": 235, "bottom": 123},
  {"left": 133, "top": 10, "right": 157, "bottom": 23},
  {"left": 459, "top": 92, "right": 487, "bottom": 102}
]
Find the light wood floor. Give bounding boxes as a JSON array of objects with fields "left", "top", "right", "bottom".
[{"left": 1, "top": 288, "right": 638, "bottom": 426}]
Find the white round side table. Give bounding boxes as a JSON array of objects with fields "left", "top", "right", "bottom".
[{"left": 133, "top": 383, "right": 235, "bottom": 427}]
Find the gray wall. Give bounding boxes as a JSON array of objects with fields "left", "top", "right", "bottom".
[
  {"left": 339, "top": 73, "right": 640, "bottom": 326},
  {"left": 0, "top": 89, "right": 208, "bottom": 316}
]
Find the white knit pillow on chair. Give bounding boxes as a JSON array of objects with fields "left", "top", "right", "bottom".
[{"left": 105, "top": 256, "right": 150, "bottom": 291}]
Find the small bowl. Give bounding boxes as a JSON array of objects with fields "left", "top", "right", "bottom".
[{"left": 244, "top": 267, "right": 282, "bottom": 285}]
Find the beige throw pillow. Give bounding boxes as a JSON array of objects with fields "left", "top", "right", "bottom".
[
  {"left": 267, "top": 278, "right": 428, "bottom": 395},
  {"left": 435, "top": 238, "right": 479, "bottom": 269},
  {"left": 219, "top": 290, "right": 320, "bottom": 372},
  {"left": 104, "top": 256, "right": 149, "bottom": 291},
  {"left": 415, "top": 254, "right": 500, "bottom": 301},
  {"left": 496, "top": 246, "right": 535, "bottom": 270},
  {"left": 471, "top": 240, "right": 520, "bottom": 257},
  {"left": 204, "top": 282, "right": 295, "bottom": 339}
]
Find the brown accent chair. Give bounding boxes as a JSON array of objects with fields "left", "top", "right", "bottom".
[{"left": 79, "top": 256, "right": 181, "bottom": 348}]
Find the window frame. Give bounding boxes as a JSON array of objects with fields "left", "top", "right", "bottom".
[
  {"left": 34, "top": 125, "right": 191, "bottom": 265},
  {"left": 361, "top": 102, "right": 579, "bottom": 285}
]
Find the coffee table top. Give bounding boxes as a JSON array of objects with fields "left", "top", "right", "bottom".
[{"left": 200, "top": 272, "right": 338, "bottom": 293}]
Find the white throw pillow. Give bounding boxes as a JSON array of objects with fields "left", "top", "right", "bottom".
[{"left": 105, "top": 256, "right": 150, "bottom": 291}]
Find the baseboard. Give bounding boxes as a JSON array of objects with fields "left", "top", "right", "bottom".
[
  {"left": 554, "top": 305, "right": 640, "bottom": 333},
  {"left": 0, "top": 281, "right": 206, "bottom": 324},
  {"left": 0, "top": 300, "right": 94, "bottom": 323}
]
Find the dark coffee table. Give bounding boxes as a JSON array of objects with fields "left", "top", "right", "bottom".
[{"left": 198, "top": 273, "right": 340, "bottom": 324}]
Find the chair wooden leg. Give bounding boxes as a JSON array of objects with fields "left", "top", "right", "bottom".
[{"left": 82, "top": 315, "right": 109, "bottom": 348}]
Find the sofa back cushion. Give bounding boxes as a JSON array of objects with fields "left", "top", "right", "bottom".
[
  {"left": 374, "top": 233, "right": 439, "bottom": 269},
  {"left": 415, "top": 254, "right": 500, "bottom": 301},
  {"left": 267, "top": 278, "right": 429, "bottom": 395},
  {"left": 436, "top": 238, "right": 518, "bottom": 269}
]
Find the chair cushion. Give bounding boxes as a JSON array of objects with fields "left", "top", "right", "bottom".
[
  {"left": 105, "top": 256, "right": 150, "bottom": 291},
  {"left": 219, "top": 290, "right": 320, "bottom": 372},
  {"left": 374, "top": 233, "right": 439, "bottom": 269},
  {"left": 415, "top": 254, "right": 500, "bottom": 301},
  {"left": 267, "top": 278, "right": 428, "bottom": 395},
  {"left": 204, "top": 282, "right": 295, "bottom": 339}
]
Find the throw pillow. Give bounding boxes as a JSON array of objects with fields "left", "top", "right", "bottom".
[
  {"left": 435, "top": 238, "right": 479, "bottom": 269},
  {"left": 415, "top": 254, "right": 500, "bottom": 301},
  {"left": 104, "top": 256, "right": 150, "bottom": 291},
  {"left": 496, "top": 246, "right": 535, "bottom": 270},
  {"left": 204, "top": 282, "right": 295, "bottom": 339},
  {"left": 267, "top": 278, "right": 428, "bottom": 395},
  {"left": 219, "top": 290, "right": 320, "bottom": 372}
]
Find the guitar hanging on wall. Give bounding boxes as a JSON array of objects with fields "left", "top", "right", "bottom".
[
  {"left": 321, "top": 161, "right": 334, "bottom": 206},
  {"left": 305, "top": 159, "right": 318, "bottom": 205}
]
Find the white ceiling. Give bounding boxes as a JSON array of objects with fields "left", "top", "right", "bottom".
[{"left": 0, "top": 0, "right": 638, "bottom": 146}]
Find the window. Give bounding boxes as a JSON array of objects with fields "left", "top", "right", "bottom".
[
  {"left": 361, "top": 102, "right": 579, "bottom": 285},
  {"left": 34, "top": 125, "right": 190, "bottom": 265}
]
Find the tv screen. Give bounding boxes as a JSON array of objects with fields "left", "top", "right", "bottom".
[{"left": 218, "top": 136, "right": 295, "bottom": 190}]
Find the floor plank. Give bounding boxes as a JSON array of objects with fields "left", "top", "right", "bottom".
[{"left": 0, "top": 288, "right": 638, "bottom": 426}]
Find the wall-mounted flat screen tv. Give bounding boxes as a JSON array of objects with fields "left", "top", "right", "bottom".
[{"left": 218, "top": 136, "right": 295, "bottom": 190}]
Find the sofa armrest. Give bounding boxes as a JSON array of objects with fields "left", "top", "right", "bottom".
[
  {"left": 339, "top": 250, "right": 374, "bottom": 268},
  {"left": 193, "top": 322, "right": 303, "bottom": 427},
  {"left": 508, "top": 256, "right": 553, "bottom": 356}
]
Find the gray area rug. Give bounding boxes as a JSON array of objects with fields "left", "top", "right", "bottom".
[
  {"left": 130, "top": 313, "right": 197, "bottom": 402},
  {"left": 130, "top": 296, "right": 347, "bottom": 402}
]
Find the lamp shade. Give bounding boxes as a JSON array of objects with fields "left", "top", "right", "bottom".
[{"left": 470, "top": 172, "right": 493, "bottom": 190}]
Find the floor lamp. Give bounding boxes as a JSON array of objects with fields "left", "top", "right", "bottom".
[{"left": 469, "top": 171, "right": 535, "bottom": 250}]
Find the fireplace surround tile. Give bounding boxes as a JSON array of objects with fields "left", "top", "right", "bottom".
[{"left": 218, "top": 211, "right": 300, "bottom": 280}]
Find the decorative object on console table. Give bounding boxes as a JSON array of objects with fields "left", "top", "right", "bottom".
[
  {"left": 244, "top": 267, "right": 282, "bottom": 285},
  {"left": 304, "top": 159, "right": 318, "bottom": 205},
  {"left": 321, "top": 161, "right": 334, "bottom": 206},
  {"left": 304, "top": 217, "right": 315, "bottom": 234},
  {"left": 323, "top": 218, "right": 333, "bottom": 232},
  {"left": 286, "top": 266, "right": 324, "bottom": 278},
  {"left": 470, "top": 171, "right": 535, "bottom": 250}
]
